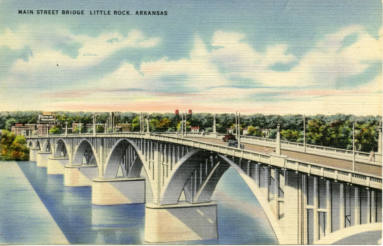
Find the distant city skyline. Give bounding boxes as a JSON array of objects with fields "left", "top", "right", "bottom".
[{"left": 0, "top": 0, "right": 382, "bottom": 115}]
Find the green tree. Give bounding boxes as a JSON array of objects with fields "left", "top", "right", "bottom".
[
  {"left": 281, "top": 129, "right": 300, "bottom": 142},
  {"left": 96, "top": 125, "right": 105, "bottom": 133},
  {"left": 131, "top": 116, "right": 140, "bottom": 131},
  {"left": 49, "top": 126, "right": 61, "bottom": 134},
  {"left": 5, "top": 118, "right": 16, "bottom": 130},
  {"left": 0, "top": 130, "right": 29, "bottom": 160}
]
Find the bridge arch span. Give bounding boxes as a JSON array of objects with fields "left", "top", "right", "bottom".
[
  {"left": 218, "top": 154, "right": 284, "bottom": 244},
  {"left": 73, "top": 139, "right": 98, "bottom": 166},
  {"left": 159, "top": 151, "right": 284, "bottom": 243},
  {"left": 55, "top": 139, "right": 69, "bottom": 158},
  {"left": 35, "top": 140, "right": 41, "bottom": 150},
  {"left": 103, "top": 138, "right": 148, "bottom": 178},
  {"left": 41, "top": 139, "right": 51, "bottom": 152},
  {"left": 103, "top": 138, "right": 155, "bottom": 201},
  {"left": 160, "top": 149, "right": 212, "bottom": 204},
  {"left": 315, "top": 223, "right": 382, "bottom": 244}
]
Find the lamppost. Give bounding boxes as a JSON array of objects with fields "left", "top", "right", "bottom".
[
  {"left": 184, "top": 112, "right": 187, "bottom": 136},
  {"left": 146, "top": 116, "right": 150, "bottom": 134},
  {"left": 139, "top": 112, "right": 144, "bottom": 133},
  {"left": 378, "top": 120, "right": 382, "bottom": 155},
  {"left": 303, "top": 115, "right": 306, "bottom": 152},
  {"left": 276, "top": 124, "right": 281, "bottom": 155},
  {"left": 92, "top": 114, "right": 97, "bottom": 137},
  {"left": 235, "top": 112, "right": 241, "bottom": 149},
  {"left": 352, "top": 122, "right": 355, "bottom": 171},
  {"left": 65, "top": 121, "right": 68, "bottom": 136},
  {"left": 213, "top": 114, "right": 217, "bottom": 134},
  {"left": 181, "top": 112, "right": 185, "bottom": 137}
]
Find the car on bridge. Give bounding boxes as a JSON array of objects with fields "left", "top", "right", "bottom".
[
  {"left": 227, "top": 139, "right": 244, "bottom": 149},
  {"left": 222, "top": 133, "right": 236, "bottom": 142}
]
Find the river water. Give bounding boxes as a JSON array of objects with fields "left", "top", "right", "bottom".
[{"left": 0, "top": 161, "right": 277, "bottom": 244}]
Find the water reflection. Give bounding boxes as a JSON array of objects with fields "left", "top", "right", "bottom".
[{"left": 13, "top": 161, "right": 277, "bottom": 244}]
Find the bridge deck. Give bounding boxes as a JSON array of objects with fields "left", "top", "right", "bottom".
[{"left": 188, "top": 137, "right": 382, "bottom": 177}]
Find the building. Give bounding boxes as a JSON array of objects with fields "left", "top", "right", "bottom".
[
  {"left": 117, "top": 123, "right": 131, "bottom": 132},
  {"left": 35, "top": 124, "right": 50, "bottom": 136},
  {"left": 190, "top": 126, "right": 200, "bottom": 133},
  {"left": 11, "top": 124, "right": 35, "bottom": 137},
  {"left": 38, "top": 112, "right": 56, "bottom": 124},
  {"left": 243, "top": 127, "right": 249, "bottom": 135}
]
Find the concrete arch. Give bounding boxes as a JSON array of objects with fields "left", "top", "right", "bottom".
[
  {"left": 104, "top": 138, "right": 151, "bottom": 177},
  {"left": 104, "top": 138, "right": 150, "bottom": 178},
  {"left": 73, "top": 139, "right": 98, "bottom": 166},
  {"left": 160, "top": 149, "right": 208, "bottom": 205},
  {"left": 193, "top": 159, "right": 230, "bottom": 203},
  {"left": 315, "top": 223, "right": 382, "bottom": 244},
  {"left": 218, "top": 154, "right": 284, "bottom": 244},
  {"left": 42, "top": 139, "right": 51, "bottom": 152},
  {"left": 104, "top": 140, "right": 141, "bottom": 178},
  {"left": 103, "top": 138, "right": 154, "bottom": 197},
  {"left": 35, "top": 140, "right": 41, "bottom": 150},
  {"left": 160, "top": 152, "right": 284, "bottom": 243},
  {"left": 55, "top": 139, "right": 69, "bottom": 158}
]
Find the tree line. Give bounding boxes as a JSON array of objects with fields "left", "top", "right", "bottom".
[
  {"left": 0, "top": 111, "right": 381, "bottom": 152},
  {"left": 0, "top": 130, "right": 29, "bottom": 161}
]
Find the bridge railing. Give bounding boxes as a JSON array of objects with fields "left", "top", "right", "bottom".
[
  {"left": 151, "top": 132, "right": 382, "bottom": 164},
  {"left": 237, "top": 135, "right": 382, "bottom": 165}
]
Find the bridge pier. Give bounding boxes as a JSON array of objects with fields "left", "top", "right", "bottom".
[
  {"left": 92, "top": 177, "right": 145, "bottom": 205},
  {"left": 29, "top": 147, "right": 39, "bottom": 162},
  {"left": 144, "top": 202, "right": 217, "bottom": 243},
  {"left": 47, "top": 157, "right": 68, "bottom": 175},
  {"left": 64, "top": 165, "right": 98, "bottom": 186},
  {"left": 36, "top": 152, "right": 51, "bottom": 167}
]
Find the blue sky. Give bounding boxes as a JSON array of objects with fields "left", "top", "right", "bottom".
[{"left": 0, "top": 0, "right": 381, "bottom": 115}]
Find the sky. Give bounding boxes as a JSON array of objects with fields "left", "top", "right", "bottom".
[{"left": 0, "top": 0, "right": 382, "bottom": 115}]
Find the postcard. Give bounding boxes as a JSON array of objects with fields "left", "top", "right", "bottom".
[{"left": 0, "top": 0, "right": 382, "bottom": 245}]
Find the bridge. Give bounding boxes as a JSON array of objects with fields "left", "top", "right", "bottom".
[{"left": 26, "top": 130, "right": 382, "bottom": 244}]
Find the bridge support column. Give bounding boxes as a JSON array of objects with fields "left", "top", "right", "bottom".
[
  {"left": 36, "top": 152, "right": 51, "bottom": 167},
  {"left": 47, "top": 157, "right": 68, "bottom": 175},
  {"left": 29, "top": 148, "right": 39, "bottom": 162},
  {"left": 339, "top": 183, "right": 345, "bottom": 230},
  {"left": 313, "top": 176, "right": 319, "bottom": 242},
  {"left": 144, "top": 202, "right": 217, "bottom": 243},
  {"left": 64, "top": 165, "right": 98, "bottom": 186},
  {"left": 354, "top": 187, "right": 360, "bottom": 225},
  {"left": 326, "top": 180, "right": 332, "bottom": 235},
  {"left": 371, "top": 190, "right": 376, "bottom": 222},
  {"left": 92, "top": 177, "right": 145, "bottom": 205},
  {"left": 283, "top": 170, "right": 302, "bottom": 244}
]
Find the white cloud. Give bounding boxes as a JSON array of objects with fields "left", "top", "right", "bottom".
[
  {"left": 210, "top": 26, "right": 382, "bottom": 87},
  {"left": 1, "top": 27, "right": 161, "bottom": 89},
  {"left": 0, "top": 25, "right": 381, "bottom": 116},
  {"left": 91, "top": 36, "right": 229, "bottom": 91}
]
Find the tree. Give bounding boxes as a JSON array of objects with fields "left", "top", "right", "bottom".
[
  {"left": 281, "top": 129, "right": 300, "bottom": 142},
  {"left": 5, "top": 118, "right": 16, "bottom": 130},
  {"left": 131, "top": 116, "right": 140, "bottom": 131},
  {"left": 0, "top": 130, "right": 29, "bottom": 160},
  {"left": 96, "top": 125, "right": 105, "bottom": 133},
  {"left": 49, "top": 126, "right": 61, "bottom": 134}
]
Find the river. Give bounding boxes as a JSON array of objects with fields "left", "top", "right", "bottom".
[{"left": 0, "top": 161, "right": 277, "bottom": 244}]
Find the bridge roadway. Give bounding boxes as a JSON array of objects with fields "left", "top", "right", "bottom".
[{"left": 187, "top": 136, "right": 382, "bottom": 177}]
